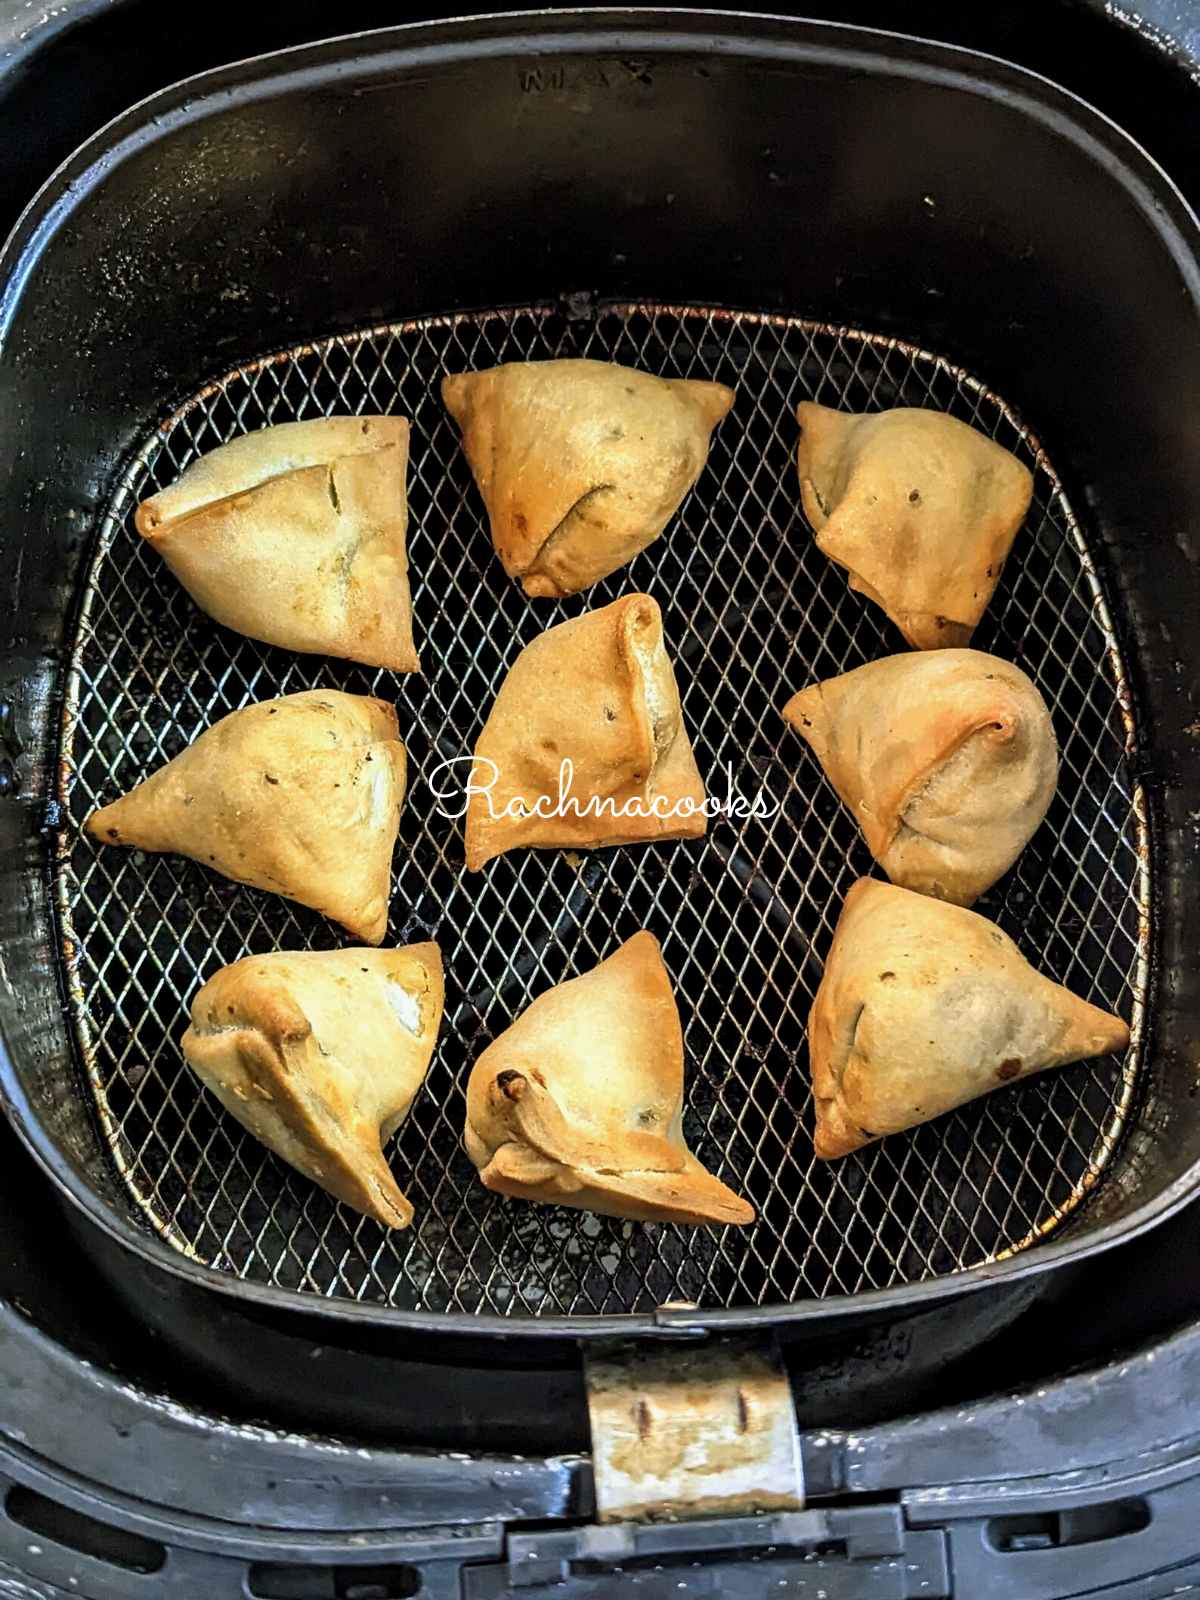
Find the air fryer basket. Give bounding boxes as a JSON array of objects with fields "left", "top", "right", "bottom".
[
  {"left": 2, "top": 11, "right": 1199, "bottom": 1340},
  {"left": 56, "top": 304, "right": 1147, "bottom": 1316}
]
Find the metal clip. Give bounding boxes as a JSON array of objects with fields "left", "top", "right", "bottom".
[{"left": 584, "top": 1335, "right": 804, "bottom": 1523}]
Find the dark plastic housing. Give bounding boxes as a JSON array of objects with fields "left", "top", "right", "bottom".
[{"left": 1, "top": 10, "right": 1199, "bottom": 1346}]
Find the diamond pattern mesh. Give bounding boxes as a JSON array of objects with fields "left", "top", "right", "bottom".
[{"left": 54, "top": 304, "right": 1149, "bottom": 1317}]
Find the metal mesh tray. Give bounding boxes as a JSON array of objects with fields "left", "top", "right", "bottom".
[{"left": 55, "top": 303, "right": 1150, "bottom": 1317}]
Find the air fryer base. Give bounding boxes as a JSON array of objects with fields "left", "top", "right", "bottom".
[{"left": 5, "top": 1179, "right": 1200, "bottom": 1599}]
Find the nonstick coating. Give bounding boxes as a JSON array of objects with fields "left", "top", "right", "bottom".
[{"left": 55, "top": 303, "right": 1148, "bottom": 1316}]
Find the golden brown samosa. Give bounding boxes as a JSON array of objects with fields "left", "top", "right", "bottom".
[
  {"left": 136, "top": 417, "right": 419, "bottom": 671},
  {"left": 796, "top": 402, "right": 1034, "bottom": 649},
  {"left": 183, "top": 942, "right": 443, "bottom": 1228},
  {"left": 809, "top": 879, "right": 1130, "bottom": 1159},
  {"left": 783, "top": 649, "right": 1058, "bottom": 906},
  {"left": 464, "top": 932, "right": 754, "bottom": 1225},
  {"left": 443, "top": 359, "right": 734, "bottom": 597},
  {"left": 84, "top": 690, "right": 405, "bottom": 943},
  {"left": 463, "top": 594, "right": 706, "bottom": 872}
]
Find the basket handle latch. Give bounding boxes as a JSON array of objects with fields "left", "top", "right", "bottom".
[{"left": 583, "top": 1333, "right": 804, "bottom": 1523}]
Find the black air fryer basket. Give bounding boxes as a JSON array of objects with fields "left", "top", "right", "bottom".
[{"left": 1, "top": 8, "right": 1199, "bottom": 1353}]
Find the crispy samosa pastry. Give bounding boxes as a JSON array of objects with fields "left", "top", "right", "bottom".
[
  {"left": 783, "top": 649, "right": 1058, "bottom": 906},
  {"left": 135, "top": 417, "right": 419, "bottom": 671},
  {"left": 809, "top": 879, "right": 1130, "bottom": 1159},
  {"left": 464, "top": 594, "right": 706, "bottom": 872},
  {"left": 464, "top": 932, "right": 754, "bottom": 1225},
  {"left": 85, "top": 690, "right": 405, "bottom": 943},
  {"left": 442, "top": 359, "right": 734, "bottom": 597},
  {"left": 796, "top": 402, "right": 1034, "bottom": 649},
  {"left": 182, "top": 942, "right": 443, "bottom": 1228}
]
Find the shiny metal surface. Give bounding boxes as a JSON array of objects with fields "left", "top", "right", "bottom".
[
  {"left": 585, "top": 1336, "right": 805, "bottom": 1521},
  {"left": 55, "top": 303, "right": 1150, "bottom": 1315}
]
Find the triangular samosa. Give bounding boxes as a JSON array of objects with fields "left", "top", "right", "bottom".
[
  {"left": 182, "top": 942, "right": 443, "bottom": 1228},
  {"left": 84, "top": 690, "right": 405, "bottom": 943},
  {"left": 443, "top": 359, "right": 734, "bottom": 597},
  {"left": 783, "top": 649, "right": 1058, "bottom": 906},
  {"left": 136, "top": 417, "right": 420, "bottom": 671},
  {"left": 796, "top": 402, "right": 1034, "bottom": 649},
  {"left": 464, "top": 932, "right": 754, "bottom": 1225},
  {"left": 464, "top": 594, "right": 706, "bottom": 872},
  {"left": 809, "top": 879, "right": 1130, "bottom": 1158}
]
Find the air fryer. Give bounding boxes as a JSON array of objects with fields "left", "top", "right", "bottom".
[{"left": 0, "top": 5, "right": 1199, "bottom": 1598}]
